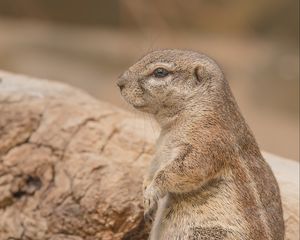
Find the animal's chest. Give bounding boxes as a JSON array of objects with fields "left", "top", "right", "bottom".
[{"left": 155, "top": 135, "right": 180, "bottom": 165}]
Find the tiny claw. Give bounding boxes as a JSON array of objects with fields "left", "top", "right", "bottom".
[
  {"left": 144, "top": 201, "right": 157, "bottom": 226},
  {"left": 144, "top": 210, "right": 154, "bottom": 225}
]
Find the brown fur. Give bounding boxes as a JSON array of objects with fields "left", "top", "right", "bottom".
[{"left": 117, "top": 49, "right": 284, "bottom": 239}]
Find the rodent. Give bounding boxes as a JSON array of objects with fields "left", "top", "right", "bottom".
[{"left": 117, "top": 49, "right": 284, "bottom": 240}]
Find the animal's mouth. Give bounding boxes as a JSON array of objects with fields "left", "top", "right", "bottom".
[
  {"left": 118, "top": 88, "right": 148, "bottom": 110},
  {"left": 132, "top": 103, "right": 147, "bottom": 109},
  {"left": 120, "top": 94, "right": 146, "bottom": 109}
]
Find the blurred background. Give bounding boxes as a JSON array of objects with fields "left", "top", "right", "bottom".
[{"left": 0, "top": 0, "right": 298, "bottom": 160}]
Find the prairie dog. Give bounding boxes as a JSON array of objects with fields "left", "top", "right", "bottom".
[{"left": 117, "top": 49, "right": 284, "bottom": 239}]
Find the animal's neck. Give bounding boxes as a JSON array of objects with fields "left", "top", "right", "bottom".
[
  {"left": 154, "top": 96, "right": 210, "bottom": 131},
  {"left": 154, "top": 109, "right": 185, "bottom": 130},
  {"left": 154, "top": 88, "right": 240, "bottom": 134}
]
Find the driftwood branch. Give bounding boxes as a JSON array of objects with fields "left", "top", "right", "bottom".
[{"left": 0, "top": 71, "right": 298, "bottom": 240}]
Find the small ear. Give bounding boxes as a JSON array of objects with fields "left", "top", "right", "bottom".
[{"left": 194, "top": 65, "right": 212, "bottom": 85}]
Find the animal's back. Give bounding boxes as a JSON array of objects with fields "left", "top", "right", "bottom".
[{"left": 233, "top": 154, "right": 285, "bottom": 239}]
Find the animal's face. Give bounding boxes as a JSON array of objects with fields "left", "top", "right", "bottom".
[{"left": 117, "top": 49, "right": 223, "bottom": 114}]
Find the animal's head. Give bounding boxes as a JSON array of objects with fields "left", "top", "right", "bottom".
[{"left": 117, "top": 49, "right": 224, "bottom": 114}]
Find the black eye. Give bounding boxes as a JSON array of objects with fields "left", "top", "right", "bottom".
[{"left": 153, "top": 68, "right": 169, "bottom": 78}]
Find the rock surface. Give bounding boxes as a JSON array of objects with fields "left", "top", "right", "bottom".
[{"left": 0, "top": 71, "right": 298, "bottom": 240}]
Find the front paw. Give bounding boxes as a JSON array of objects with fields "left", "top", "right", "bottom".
[{"left": 143, "top": 183, "right": 162, "bottom": 224}]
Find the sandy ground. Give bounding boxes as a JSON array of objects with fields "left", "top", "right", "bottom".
[{"left": 0, "top": 19, "right": 298, "bottom": 160}]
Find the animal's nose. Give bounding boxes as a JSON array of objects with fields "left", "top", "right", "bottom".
[
  {"left": 117, "top": 76, "right": 127, "bottom": 91},
  {"left": 117, "top": 80, "right": 125, "bottom": 91}
]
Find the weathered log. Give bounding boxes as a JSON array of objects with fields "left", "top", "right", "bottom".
[{"left": 0, "top": 71, "right": 298, "bottom": 240}]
